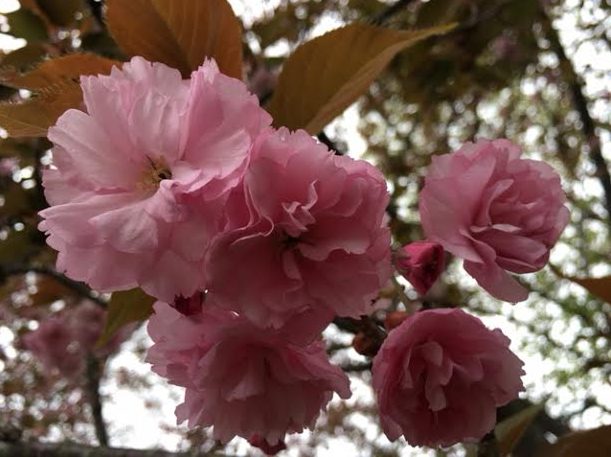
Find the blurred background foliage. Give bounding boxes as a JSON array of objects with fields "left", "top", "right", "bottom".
[{"left": 0, "top": 0, "right": 609, "bottom": 456}]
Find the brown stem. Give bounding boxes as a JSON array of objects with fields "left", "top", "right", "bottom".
[
  {"left": 86, "top": 355, "right": 109, "bottom": 447},
  {"left": 341, "top": 362, "right": 372, "bottom": 372},
  {"left": 0, "top": 441, "right": 229, "bottom": 457}
]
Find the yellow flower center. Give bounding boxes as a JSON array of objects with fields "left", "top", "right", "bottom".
[{"left": 137, "top": 157, "right": 172, "bottom": 192}]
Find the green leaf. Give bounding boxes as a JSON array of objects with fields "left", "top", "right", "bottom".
[
  {"left": 97, "top": 288, "right": 155, "bottom": 347},
  {"left": 266, "top": 22, "right": 456, "bottom": 134},
  {"left": 495, "top": 404, "right": 543, "bottom": 456},
  {"left": 106, "top": 0, "right": 243, "bottom": 78},
  {"left": 5, "top": 9, "right": 49, "bottom": 42},
  {"left": 537, "top": 425, "right": 611, "bottom": 457}
]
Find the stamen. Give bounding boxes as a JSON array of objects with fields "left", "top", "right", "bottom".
[{"left": 137, "top": 156, "right": 172, "bottom": 192}]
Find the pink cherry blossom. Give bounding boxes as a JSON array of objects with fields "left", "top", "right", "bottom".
[
  {"left": 419, "top": 139, "right": 569, "bottom": 302},
  {"left": 395, "top": 240, "right": 445, "bottom": 295},
  {"left": 206, "top": 128, "right": 392, "bottom": 328},
  {"left": 22, "top": 317, "right": 82, "bottom": 377},
  {"left": 39, "top": 57, "right": 271, "bottom": 301},
  {"left": 372, "top": 308, "right": 524, "bottom": 447},
  {"left": 0, "top": 157, "right": 18, "bottom": 177},
  {"left": 22, "top": 302, "right": 130, "bottom": 376},
  {"left": 248, "top": 435, "right": 287, "bottom": 455},
  {"left": 146, "top": 301, "right": 351, "bottom": 445}
]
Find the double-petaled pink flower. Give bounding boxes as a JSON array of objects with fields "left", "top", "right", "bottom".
[
  {"left": 419, "top": 139, "right": 569, "bottom": 302},
  {"left": 206, "top": 128, "right": 392, "bottom": 328},
  {"left": 372, "top": 308, "right": 524, "bottom": 447},
  {"left": 39, "top": 57, "right": 271, "bottom": 301},
  {"left": 146, "top": 301, "right": 351, "bottom": 445}
]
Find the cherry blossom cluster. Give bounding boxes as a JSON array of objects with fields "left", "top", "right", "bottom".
[{"left": 38, "top": 57, "right": 568, "bottom": 450}]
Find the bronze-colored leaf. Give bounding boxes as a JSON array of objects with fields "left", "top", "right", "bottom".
[
  {"left": 106, "top": 0, "right": 243, "bottom": 78},
  {"left": 266, "top": 22, "right": 455, "bottom": 134},
  {"left": 97, "top": 288, "right": 155, "bottom": 347},
  {"left": 0, "top": 53, "right": 120, "bottom": 90},
  {"left": 34, "top": 0, "right": 83, "bottom": 27},
  {"left": 537, "top": 425, "right": 611, "bottom": 457},
  {"left": 0, "top": 44, "right": 47, "bottom": 72},
  {"left": 551, "top": 265, "right": 611, "bottom": 304},
  {"left": 496, "top": 404, "right": 544, "bottom": 456},
  {"left": 0, "top": 82, "right": 83, "bottom": 137}
]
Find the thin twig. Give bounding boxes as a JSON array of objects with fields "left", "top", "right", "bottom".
[
  {"left": 0, "top": 263, "right": 107, "bottom": 308},
  {"left": 341, "top": 362, "right": 372, "bottom": 372},
  {"left": 539, "top": 5, "right": 611, "bottom": 235},
  {"left": 370, "top": 0, "right": 417, "bottom": 26}
]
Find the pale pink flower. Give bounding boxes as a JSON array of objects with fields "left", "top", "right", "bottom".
[
  {"left": 0, "top": 157, "right": 18, "bottom": 177},
  {"left": 395, "top": 240, "right": 445, "bottom": 295},
  {"left": 206, "top": 128, "right": 392, "bottom": 328},
  {"left": 39, "top": 57, "right": 271, "bottom": 301},
  {"left": 247, "top": 65, "right": 277, "bottom": 101},
  {"left": 23, "top": 317, "right": 82, "bottom": 377},
  {"left": 419, "top": 139, "right": 569, "bottom": 302},
  {"left": 372, "top": 308, "right": 524, "bottom": 447},
  {"left": 22, "top": 302, "right": 132, "bottom": 376},
  {"left": 66, "top": 301, "right": 133, "bottom": 357},
  {"left": 146, "top": 301, "right": 351, "bottom": 445}
]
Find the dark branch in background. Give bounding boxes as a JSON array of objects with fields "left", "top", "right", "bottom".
[
  {"left": 477, "top": 431, "right": 499, "bottom": 457},
  {"left": 86, "top": 355, "right": 109, "bottom": 447},
  {"left": 0, "top": 263, "right": 107, "bottom": 308},
  {"left": 539, "top": 6, "right": 611, "bottom": 235},
  {"left": 87, "top": 0, "right": 105, "bottom": 27},
  {"left": 370, "top": 0, "right": 417, "bottom": 26},
  {"left": 341, "top": 361, "right": 372, "bottom": 372},
  {"left": 317, "top": 131, "right": 343, "bottom": 155},
  {"left": 0, "top": 441, "right": 231, "bottom": 457}
]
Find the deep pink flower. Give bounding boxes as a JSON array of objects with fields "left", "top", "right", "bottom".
[
  {"left": 372, "top": 308, "right": 524, "bottom": 447},
  {"left": 395, "top": 241, "right": 445, "bottom": 295},
  {"left": 39, "top": 57, "right": 271, "bottom": 301},
  {"left": 146, "top": 301, "right": 351, "bottom": 444},
  {"left": 419, "top": 139, "right": 569, "bottom": 302},
  {"left": 248, "top": 435, "right": 287, "bottom": 455},
  {"left": 206, "top": 128, "right": 392, "bottom": 328}
]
